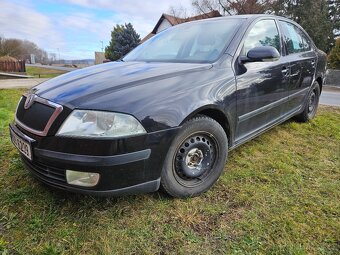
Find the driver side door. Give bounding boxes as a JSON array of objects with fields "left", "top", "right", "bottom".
[{"left": 234, "top": 19, "right": 290, "bottom": 144}]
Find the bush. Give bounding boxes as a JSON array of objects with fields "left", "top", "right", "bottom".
[{"left": 328, "top": 38, "right": 340, "bottom": 69}]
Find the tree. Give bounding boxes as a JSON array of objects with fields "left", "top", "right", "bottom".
[
  {"left": 105, "top": 23, "right": 140, "bottom": 61},
  {"left": 168, "top": 5, "right": 189, "bottom": 21},
  {"left": 192, "top": 0, "right": 277, "bottom": 15},
  {"left": 0, "top": 38, "right": 23, "bottom": 58},
  {"left": 0, "top": 36, "right": 49, "bottom": 63},
  {"left": 328, "top": 0, "right": 340, "bottom": 50},
  {"left": 105, "top": 25, "right": 123, "bottom": 60},
  {"left": 273, "top": 0, "right": 333, "bottom": 53},
  {"left": 328, "top": 38, "right": 340, "bottom": 69},
  {"left": 228, "top": 0, "right": 277, "bottom": 13},
  {"left": 190, "top": 0, "right": 334, "bottom": 53}
]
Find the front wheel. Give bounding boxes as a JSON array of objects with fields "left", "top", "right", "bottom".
[
  {"left": 295, "top": 81, "right": 320, "bottom": 122},
  {"left": 161, "top": 116, "right": 228, "bottom": 198}
]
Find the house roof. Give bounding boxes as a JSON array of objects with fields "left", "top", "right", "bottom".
[
  {"left": 141, "top": 10, "right": 221, "bottom": 43},
  {"left": 0, "top": 56, "right": 18, "bottom": 62},
  {"left": 140, "top": 32, "right": 155, "bottom": 43}
]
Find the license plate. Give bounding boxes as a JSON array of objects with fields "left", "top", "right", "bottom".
[{"left": 10, "top": 128, "right": 32, "bottom": 160}]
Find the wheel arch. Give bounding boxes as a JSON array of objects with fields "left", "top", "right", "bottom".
[
  {"left": 180, "top": 105, "right": 233, "bottom": 146},
  {"left": 315, "top": 76, "right": 323, "bottom": 93}
]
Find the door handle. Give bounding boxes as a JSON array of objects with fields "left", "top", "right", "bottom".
[{"left": 282, "top": 67, "right": 289, "bottom": 76}]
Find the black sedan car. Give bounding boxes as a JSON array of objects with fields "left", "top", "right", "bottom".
[{"left": 10, "top": 15, "right": 327, "bottom": 198}]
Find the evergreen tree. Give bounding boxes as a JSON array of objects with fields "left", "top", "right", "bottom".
[
  {"left": 105, "top": 25, "right": 123, "bottom": 60},
  {"left": 105, "top": 23, "right": 140, "bottom": 61},
  {"left": 328, "top": 38, "right": 340, "bottom": 69},
  {"left": 273, "top": 0, "right": 332, "bottom": 53},
  {"left": 328, "top": 0, "right": 340, "bottom": 50}
]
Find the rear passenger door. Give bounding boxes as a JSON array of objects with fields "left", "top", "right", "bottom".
[{"left": 279, "top": 21, "right": 317, "bottom": 111}]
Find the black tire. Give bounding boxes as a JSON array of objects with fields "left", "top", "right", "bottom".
[
  {"left": 160, "top": 116, "right": 228, "bottom": 198},
  {"left": 295, "top": 81, "right": 320, "bottom": 122}
]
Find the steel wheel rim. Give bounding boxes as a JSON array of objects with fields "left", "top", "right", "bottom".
[
  {"left": 172, "top": 131, "right": 218, "bottom": 188},
  {"left": 308, "top": 89, "right": 317, "bottom": 116}
]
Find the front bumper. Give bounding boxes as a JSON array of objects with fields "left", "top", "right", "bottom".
[{"left": 10, "top": 123, "right": 179, "bottom": 196}]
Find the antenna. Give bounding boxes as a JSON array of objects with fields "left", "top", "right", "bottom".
[{"left": 100, "top": 41, "right": 104, "bottom": 52}]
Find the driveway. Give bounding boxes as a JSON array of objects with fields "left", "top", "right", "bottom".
[{"left": 0, "top": 78, "right": 49, "bottom": 89}]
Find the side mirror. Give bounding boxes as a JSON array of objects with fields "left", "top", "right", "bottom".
[{"left": 240, "top": 46, "right": 280, "bottom": 63}]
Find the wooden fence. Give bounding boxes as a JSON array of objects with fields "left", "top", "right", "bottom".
[{"left": 0, "top": 60, "right": 26, "bottom": 72}]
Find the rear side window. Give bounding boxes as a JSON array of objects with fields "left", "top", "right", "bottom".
[
  {"left": 242, "top": 19, "right": 281, "bottom": 56},
  {"left": 300, "top": 32, "right": 311, "bottom": 51},
  {"left": 279, "top": 21, "right": 311, "bottom": 54}
]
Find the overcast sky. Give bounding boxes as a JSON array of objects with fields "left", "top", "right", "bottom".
[{"left": 0, "top": 0, "right": 193, "bottom": 59}]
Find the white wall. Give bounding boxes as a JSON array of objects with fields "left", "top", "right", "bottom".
[{"left": 156, "top": 19, "right": 172, "bottom": 33}]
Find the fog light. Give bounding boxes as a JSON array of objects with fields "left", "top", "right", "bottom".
[{"left": 66, "top": 170, "right": 100, "bottom": 187}]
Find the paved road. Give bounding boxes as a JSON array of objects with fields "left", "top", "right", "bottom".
[
  {"left": 0, "top": 72, "right": 33, "bottom": 79},
  {"left": 320, "top": 88, "right": 340, "bottom": 107},
  {"left": 26, "top": 64, "right": 78, "bottom": 72}
]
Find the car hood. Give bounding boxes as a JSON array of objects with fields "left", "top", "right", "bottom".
[{"left": 34, "top": 61, "right": 212, "bottom": 107}]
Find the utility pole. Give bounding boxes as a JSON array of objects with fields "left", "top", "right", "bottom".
[
  {"left": 57, "top": 48, "right": 60, "bottom": 64},
  {"left": 100, "top": 41, "right": 104, "bottom": 52}
]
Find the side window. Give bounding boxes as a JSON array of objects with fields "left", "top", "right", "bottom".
[
  {"left": 243, "top": 19, "right": 280, "bottom": 56},
  {"left": 300, "top": 32, "right": 311, "bottom": 52},
  {"left": 279, "top": 21, "right": 311, "bottom": 54}
]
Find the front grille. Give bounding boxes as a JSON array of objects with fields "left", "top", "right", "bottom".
[
  {"left": 22, "top": 156, "right": 66, "bottom": 184},
  {"left": 16, "top": 96, "right": 55, "bottom": 131},
  {"left": 15, "top": 95, "right": 63, "bottom": 136}
]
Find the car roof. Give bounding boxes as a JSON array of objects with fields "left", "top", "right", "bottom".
[
  {"left": 188, "top": 14, "right": 293, "bottom": 23},
  {"left": 185, "top": 14, "right": 304, "bottom": 32}
]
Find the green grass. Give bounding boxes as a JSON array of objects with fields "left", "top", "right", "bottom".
[
  {"left": 26, "top": 66, "right": 67, "bottom": 78},
  {"left": 0, "top": 89, "right": 339, "bottom": 254}
]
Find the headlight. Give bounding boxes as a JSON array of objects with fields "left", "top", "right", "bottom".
[{"left": 57, "top": 110, "right": 146, "bottom": 138}]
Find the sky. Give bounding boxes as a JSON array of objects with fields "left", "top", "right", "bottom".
[{"left": 0, "top": 0, "right": 193, "bottom": 60}]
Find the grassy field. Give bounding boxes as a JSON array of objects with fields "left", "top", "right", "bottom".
[
  {"left": 26, "top": 66, "right": 67, "bottom": 78},
  {"left": 0, "top": 89, "right": 339, "bottom": 255}
]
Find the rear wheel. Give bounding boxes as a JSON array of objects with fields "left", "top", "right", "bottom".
[
  {"left": 295, "top": 81, "right": 320, "bottom": 122},
  {"left": 161, "top": 116, "right": 228, "bottom": 198}
]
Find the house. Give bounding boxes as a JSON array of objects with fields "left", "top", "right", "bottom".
[
  {"left": 141, "top": 10, "right": 221, "bottom": 43},
  {"left": 94, "top": 51, "right": 105, "bottom": 65}
]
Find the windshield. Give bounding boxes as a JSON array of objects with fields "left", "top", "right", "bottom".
[{"left": 123, "top": 19, "right": 242, "bottom": 63}]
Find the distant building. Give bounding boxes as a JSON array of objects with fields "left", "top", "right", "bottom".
[
  {"left": 95, "top": 52, "right": 106, "bottom": 65},
  {"left": 141, "top": 10, "right": 221, "bottom": 43},
  {"left": 30, "top": 54, "right": 36, "bottom": 64}
]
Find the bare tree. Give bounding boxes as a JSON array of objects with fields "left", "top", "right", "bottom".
[
  {"left": 168, "top": 5, "right": 190, "bottom": 21},
  {"left": 192, "top": 0, "right": 229, "bottom": 15},
  {"left": 192, "top": 0, "right": 277, "bottom": 15},
  {"left": 0, "top": 38, "right": 23, "bottom": 57},
  {"left": 0, "top": 36, "right": 49, "bottom": 63}
]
